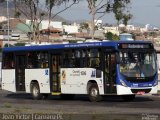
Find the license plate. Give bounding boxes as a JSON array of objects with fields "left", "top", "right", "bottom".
[{"left": 137, "top": 91, "right": 145, "bottom": 95}]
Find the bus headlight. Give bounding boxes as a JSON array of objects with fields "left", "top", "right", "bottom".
[
  {"left": 120, "top": 79, "right": 127, "bottom": 87},
  {"left": 153, "top": 80, "right": 158, "bottom": 86}
]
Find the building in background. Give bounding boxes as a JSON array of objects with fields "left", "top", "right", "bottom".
[
  {"left": 0, "top": 16, "right": 7, "bottom": 23},
  {"left": 63, "top": 23, "right": 80, "bottom": 34}
]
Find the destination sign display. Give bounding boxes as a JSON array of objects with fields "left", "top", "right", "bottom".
[{"left": 118, "top": 43, "right": 153, "bottom": 49}]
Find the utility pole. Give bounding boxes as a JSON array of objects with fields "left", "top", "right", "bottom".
[{"left": 7, "top": 0, "right": 10, "bottom": 47}]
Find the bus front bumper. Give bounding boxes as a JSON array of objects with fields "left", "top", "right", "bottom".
[{"left": 116, "top": 85, "right": 158, "bottom": 95}]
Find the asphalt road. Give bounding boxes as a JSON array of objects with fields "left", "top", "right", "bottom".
[{"left": 0, "top": 90, "right": 160, "bottom": 120}]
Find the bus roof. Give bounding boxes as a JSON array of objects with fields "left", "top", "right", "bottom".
[{"left": 3, "top": 40, "right": 153, "bottom": 52}]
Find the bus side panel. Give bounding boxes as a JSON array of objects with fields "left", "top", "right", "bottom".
[
  {"left": 25, "top": 69, "right": 50, "bottom": 93},
  {"left": 2, "top": 69, "right": 16, "bottom": 92},
  {"left": 60, "top": 68, "right": 104, "bottom": 95}
]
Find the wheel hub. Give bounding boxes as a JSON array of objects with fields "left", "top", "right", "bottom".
[
  {"left": 33, "top": 87, "right": 39, "bottom": 97},
  {"left": 91, "top": 88, "right": 98, "bottom": 97}
]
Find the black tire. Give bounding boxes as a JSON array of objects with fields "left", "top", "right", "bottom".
[
  {"left": 31, "top": 83, "right": 42, "bottom": 100},
  {"left": 88, "top": 83, "right": 102, "bottom": 102},
  {"left": 60, "top": 94, "right": 75, "bottom": 100},
  {"left": 121, "top": 95, "right": 135, "bottom": 102}
]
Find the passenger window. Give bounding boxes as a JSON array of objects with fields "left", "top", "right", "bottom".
[
  {"left": 27, "top": 52, "right": 37, "bottom": 68},
  {"left": 88, "top": 49, "right": 101, "bottom": 68},
  {"left": 74, "top": 50, "right": 81, "bottom": 68},
  {"left": 63, "top": 50, "right": 74, "bottom": 68},
  {"left": 81, "top": 50, "right": 87, "bottom": 67},
  {"left": 3, "top": 53, "right": 14, "bottom": 69},
  {"left": 38, "top": 52, "right": 49, "bottom": 68},
  {"left": 27, "top": 52, "right": 49, "bottom": 68}
]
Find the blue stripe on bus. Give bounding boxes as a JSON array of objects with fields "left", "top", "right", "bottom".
[{"left": 3, "top": 41, "right": 152, "bottom": 52}]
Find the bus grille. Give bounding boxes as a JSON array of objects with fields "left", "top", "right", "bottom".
[{"left": 131, "top": 89, "right": 151, "bottom": 93}]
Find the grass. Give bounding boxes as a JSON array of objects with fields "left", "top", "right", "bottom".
[
  {"left": 3, "top": 103, "right": 12, "bottom": 108},
  {"left": 14, "top": 109, "right": 22, "bottom": 113}
]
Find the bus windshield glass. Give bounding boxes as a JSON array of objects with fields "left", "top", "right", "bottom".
[{"left": 119, "top": 51, "right": 156, "bottom": 78}]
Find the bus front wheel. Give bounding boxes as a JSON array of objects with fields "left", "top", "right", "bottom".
[
  {"left": 121, "top": 95, "right": 135, "bottom": 102},
  {"left": 31, "top": 83, "right": 42, "bottom": 100},
  {"left": 88, "top": 83, "right": 102, "bottom": 102}
]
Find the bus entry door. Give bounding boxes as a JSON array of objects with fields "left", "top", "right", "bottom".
[
  {"left": 104, "top": 52, "right": 116, "bottom": 94},
  {"left": 15, "top": 55, "right": 26, "bottom": 91},
  {"left": 50, "top": 54, "right": 61, "bottom": 93}
]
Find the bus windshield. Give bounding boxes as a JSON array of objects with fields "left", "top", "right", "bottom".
[{"left": 119, "top": 51, "right": 156, "bottom": 78}]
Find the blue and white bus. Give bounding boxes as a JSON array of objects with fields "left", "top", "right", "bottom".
[{"left": 1, "top": 41, "right": 158, "bottom": 101}]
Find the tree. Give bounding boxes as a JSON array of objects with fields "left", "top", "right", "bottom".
[
  {"left": 14, "top": 0, "right": 80, "bottom": 43},
  {"left": 123, "top": 14, "right": 132, "bottom": 26},
  {"left": 113, "top": 1, "right": 124, "bottom": 32},
  {"left": 112, "top": 34, "right": 119, "bottom": 40},
  {"left": 14, "top": 0, "right": 45, "bottom": 44},
  {"left": 105, "top": 32, "right": 119, "bottom": 40},
  {"left": 14, "top": 42, "right": 26, "bottom": 46},
  {"left": 45, "top": 0, "right": 56, "bottom": 42},
  {"left": 86, "top": 0, "right": 131, "bottom": 40},
  {"left": 87, "top": 0, "right": 108, "bottom": 40},
  {"left": 4, "top": 43, "right": 13, "bottom": 47},
  {"left": 87, "top": 0, "right": 96, "bottom": 40},
  {"left": 80, "top": 22, "right": 90, "bottom": 33},
  {"left": 105, "top": 32, "right": 113, "bottom": 40},
  {"left": 45, "top": 0, "right": 80, "bottom": 42},
  {"left": 112, "top": 0, "right": 132, "bottom": 32}
]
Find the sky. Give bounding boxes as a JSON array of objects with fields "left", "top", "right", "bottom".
[{"left": 53, "top": 0, "right": 160, "bottom": 27}]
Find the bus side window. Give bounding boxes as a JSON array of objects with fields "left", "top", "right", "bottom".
[
  {"left": 3, "top": 53, "right": 14, "bottom": 69},
  {"left": 63, "top": 50, "right": 74, "bottom": 68},
  {"left": 27, "top": 53, "right": 32, "bottom": 68},
  {"left": 27, "top": 52, "right": 49, "bottom": 69},
  {"left": 90, "top": 58, "right": 100, "bottom": 68},
  {"left": 4, "top": 61, "right": 14, "bottom": 69},
  {"left": 69, "top": 50, "right": 75, "bottom": 67},
  {"left": 62, "top": 52, "right": 67, "bottom": 68},
  {"left": 39, "top": 52, "right": 49, "bottom": 68},
  {"left": 86, "top": 49, "right": 91, "bottom": 67},
  {"left": 89, "top": 49, "right": 101, "bottom": 68},
  {"left": 74, "top": 50, "right": 81, "bottom": 68},
  {"left": 81, "top": 49, "right": 87, "bottom": 67},
  {"left": 71, "top": 50, "right": 75, "bottom": 67},
  {"left": 27, "top": 53, "right": 37, "bottom": 68},
  {"left": 64, "top": 51, "right": 68, "bottom": 68}
]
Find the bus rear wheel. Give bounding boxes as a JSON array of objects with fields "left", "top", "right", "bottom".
[
  {"left": 121, "top": 95, "right": 135, "bottom": 102},
  {"left": 31, "top": 83, "right": 42, "bottom": 100},
  {"left": 88, "top": 83, "right": 102, "bottom": 102}
]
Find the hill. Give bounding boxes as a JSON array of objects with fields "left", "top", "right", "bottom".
[{"left": 0, "top": 1, "right": 67, "bottom": 22}]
